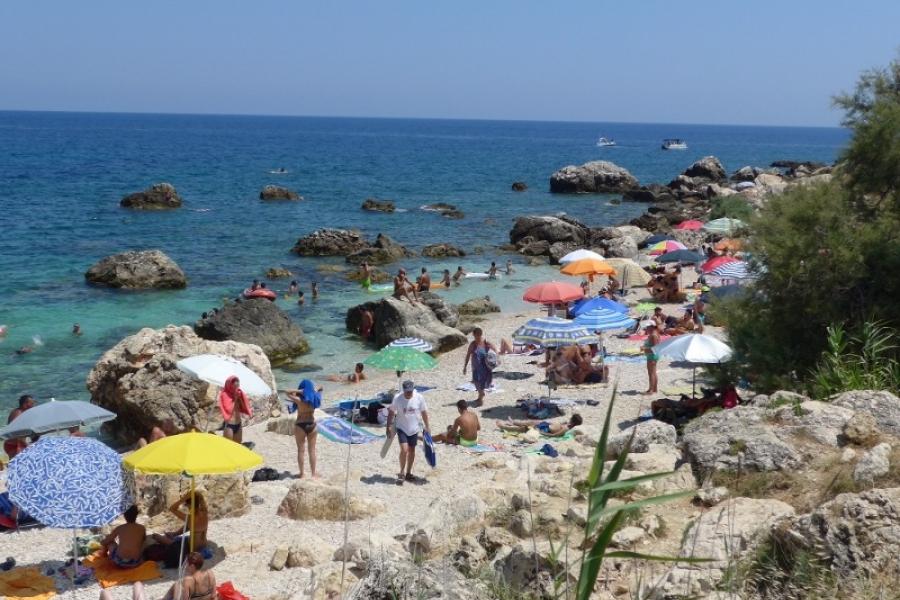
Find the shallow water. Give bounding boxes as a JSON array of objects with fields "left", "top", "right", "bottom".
[{"left": 0, "top": 112, "right": 848, "bottom": 411}]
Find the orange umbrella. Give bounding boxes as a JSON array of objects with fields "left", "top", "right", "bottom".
[
  {"left": 715, "top": 238, "right": 743, "bottom": 253},
  {"left": 523, "top": 281, "right": 585, "bottom": 304},
  {"left": 559, "top": 258, "right": 616, "bottom": 277}
]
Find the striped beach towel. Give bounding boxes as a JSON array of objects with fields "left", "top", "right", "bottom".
[{"left": 316, "top": 417, "right": 384, "bottom": 445}]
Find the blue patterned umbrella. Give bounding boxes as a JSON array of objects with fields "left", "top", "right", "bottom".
[
  {"left": 512, "top": 317, "right": 597, "bottom": 347},
  {"left": 711, "top": 261, "right": 754, "bottom": 279},
  {"left": 571, "top": 296, "right": 629, "bottom": 316},
  {"left": 8, "top": 437, "right": 129, "bottom": 528},
  {"left": 573, "top": 308, "right": 636, "bottom": 332}
]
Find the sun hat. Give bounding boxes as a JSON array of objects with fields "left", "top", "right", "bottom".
[{"left": 402, "top": 380, "right": 415, "bottom": 392}]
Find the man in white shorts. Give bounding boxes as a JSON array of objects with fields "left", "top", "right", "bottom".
[{"left": 387, "top": 380, "right": 431, "bottom": 485}]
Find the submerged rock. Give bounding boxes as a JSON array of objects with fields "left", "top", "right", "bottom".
[
  {"left": 292, "top": 228, "right": 370, "bottom": 256},
  {"left": 85, "top": 250, "right": 187, "bottom": 289},
  {"left": 345, "top": 233, "right": 415, "bottom": 265},
  {"left": 422, "top": 202, "right": 464, "bottom": 219},
  {"left": 457, "top": 296, "right": 501, "bottom": 315},
  {"left": 120, "top": 182, "right": 182, "bottom": 210},
  {"left": 549, "top": 160, "right": 639, "bottom": 193},
  {"left": 361, "top": 198, "right": 396, "bottom": 212},
  {"left": 421, "top": 243, "right": 465, "bottom": 258},
  {"left": 259, "top": 185, "right": 301, "bottom": 200},
  {"left": 511, "top": 181, "right": 528, "bottom": 192},
  {"left": 194, "top": 298, "right": 309, "bottom": 366}
]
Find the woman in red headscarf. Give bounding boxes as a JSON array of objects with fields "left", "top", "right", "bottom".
[{"left": 219, "top": 375, "right": 252, "bottom": 444}]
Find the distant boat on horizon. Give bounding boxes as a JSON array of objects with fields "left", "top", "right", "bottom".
[
  {"left": 596, "top": 137, "right": 616, "bottom": 147},
  {"left": 661, "top": 138, "right": 687, "bottom": 150}
]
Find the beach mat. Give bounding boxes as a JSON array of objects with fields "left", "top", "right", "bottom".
[
  {"left": 461, "top": 443, "right": 503, "bottom": 453},
  {"left": 604, "top": 355, "right": 647, "bottom": 364},
  {"left": 334, "top": 397, "right": 381, "bottom": 411},
  {"left": 0, "top": 567, "right": 57, "bottom": 600},
  {"left": 456, "top": 382, "right": 504, "bottom": 393},
  {"left": 82, "top": 553, "right": 162, "bottom": 589},
  {"left": 317, "top": 416, "right": 384, "bottom": 445}
]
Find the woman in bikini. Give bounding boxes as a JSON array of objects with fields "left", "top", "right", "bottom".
[
  {"left": 285, "top": 379, "right": 322, "bottom": 478},
  {"left": 101, "top": 551, "right": 215, "bottom": 600},
  {"left": 642, "top": 322, "right": 661, "bottom": 395},
  {"left": 152, "top": 490, "right": 209, "bottom": 552},
  {"left": 218, "top": 376, "right": 251, "bottom": 444}
]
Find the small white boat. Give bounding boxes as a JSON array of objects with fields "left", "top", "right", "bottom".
[
  {"left": 662, "top": 138, "right": 687, "bottom": 150},
  {"left": 596, "top": 137, "right": 616, "bottom": 147}
]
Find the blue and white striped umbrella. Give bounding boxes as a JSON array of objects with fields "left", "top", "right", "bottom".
[
  {"left": 710, "top": 261, "right": 755, "bottom": 279},
  {"left": 388, "top": 337, "right": 434, "bottom": 352},
  {"left": 573, "top": 308, "right": 637, "bottom": 332},
  {"left": 513, "top": 317, "right": 598, "bottom": 347},
  {"left": 8, "top": 437, "right": 129, "bottom": 528}
]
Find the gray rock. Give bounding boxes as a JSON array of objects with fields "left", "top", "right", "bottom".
[
  {"left": 611, "top": 526, "right": 646, "bottom": 548},
  {"left": 607, "top": 420, "right": 678, "bottom": 458},
  {"left": 773, "top": 400, "right": 854, "bottom": 447},
  {"left": 346, "top": 233, "right": 415, "bottom": 265},
  {"left": 348, "top": 559, "right": 488, "bottom": 600},
  {"left": 292, "top": 228, "right": 369, "bottom": 256},
  {"left": 346, "top": 297, "right": 467, "bottom": 352},
  {"left": 422, "top": 202, "right": 464, "bottom": 219},
  {"left": 418, "top": 291, "right": 459, "bottom": 327},
  {"left": 549, "top": 160, "right": 639, "bottom": 193},
  {"left": 407, "top": 493, "right": 485, "bottom": 555},
  {"left": 265, "top": 267, "right": 292, "bottom": 279},
  {"left": 732, "top": 165, "right": 762, "bottom": 182},
  {"left": 511, "top": 181, "right": 528, "bottom": 192},
  {"left": 457, "top": 296, "right": 501, "bottom": 316},
  {"left": 599, "top": 234, "right": 638, "bottom": 259},
  {"left": 361, "top": 198, "right": 395, "bottom": 212},
  {"left": 844, "top": 412, "right": 880, "bottom": 446},
  {"left": 509, "top": 215, "right": 589, "bottom": 247},
  {"left": 832, "top": 390, "right": 900, "bottom": 438},
  {"left": 683, "top": 156, "right": 727, "bottom": 181},
  {"left": 259, "top": 185, "right": 301, "bottom": 200},
  {"left": 682, "top": 406, "right": 800, "bottom": 472},
  {"left": 421, "top": 243, "right": 465, "bottom": 258},
  {"left": 85, "top": 250, "right": 187, "bottom": 289},
  {"left": 566, "top": 505, "right": 586, "bottom": 527},
  {"left": 509, "top": 509, "right": 532, "bottom": 538},
  {"left": 695, "top": 486, "right": 730, "bottom": 507},
  {"left": 854, "top": 442, "right": 891, "bottom": 485},
  {"left": 194, "top": 298, "right": 309, "bottom": 366},
  {"left": 269, "top": 547, "right": 289, "bottom": 571},
  {"left": 452, "top": 535, "right": 487, "bottom": 576},
  {"left": 277, "top": 480, "right": 386, "bottom": 521},
  {"left": 120, "top": 182, "right": 182, "bottom": 209}
]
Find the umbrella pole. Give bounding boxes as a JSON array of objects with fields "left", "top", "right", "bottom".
[
  {"left": 692, "top": 366, "right": 696, "bottom": 399},
  {"left": 338, "top": 402, "right": 354, "bottom": 597},
  {"left": 71, "top": 528, "right": 77, "bottom": 599},
  {"left": 190, "top": 477, "right": 196, "bottom": 553}
]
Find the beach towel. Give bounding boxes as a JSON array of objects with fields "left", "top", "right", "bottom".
[
  {"left": 414, "top": 385, "right": 435, "bottom": 393},
  {"left": 456, "top": 382, "right": 504, "bottom": 393},
  {"left": 662, "top": 386, "right": 696, "bottom": 397},
  {"left": 82, "top": 553, "right": 162, "bottom": 589},
  {"left": 317, "top": 416, "right": 383, "bottom": 444},
  {"left": 627, "top": 334, "right": 673, "bottom": 342},
  {"left": 460, "top": 443, "right": 503, "bottom": 453},
  {"left": 0, "top": 567, "right": 57, "bottom": 600},
  {"left": 604, "top": 355, "right": 646, "bottom": 364},
  {"left": 298, "top": 379, "right": 322, "bottom": 409}
]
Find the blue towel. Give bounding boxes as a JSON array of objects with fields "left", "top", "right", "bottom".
[
  {"left": 317, "top": 417, "right": 383, "bottom": 445},
  {"left": 298, "top": 379, "right": 321, "bottom": 409}
]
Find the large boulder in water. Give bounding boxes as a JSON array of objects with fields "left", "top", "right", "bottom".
[
  {"left": 194, "top": 298, "right": 310, "bottom": 366},
  {"left": 346, "top": 233, "right": 415, "bottom": 265},
  {"left": 682, "top": 156, "right": 727, "bottom": 181},
  {"left": 292, "top": 228, "right": 370, "bottom": 256},
  {"left": 361, "top": 198, "right": 395, "bottom": 212},
  {"left": 346, "top": 297, "right": 467, "bottom": 352},
  {"left": 86, "top": 325, "right": 277, "bottom": 445},
  {"left": 259, "top": 185, "right": 302, "bottom": 200},
  {"left": 85, "top": 250, "right": 187, "bottom": 289},
  {"left": 120, "top": 183, "right": 182, "bottom": 210},
  {"left": 549, "top": 161, "right": 638, "bottom": 193},
  {"left": 422, "top": 243, "right": 465, "bottom": 258},
  {"left": 510, "top": 215, "right": 589, "bottom": 247}
]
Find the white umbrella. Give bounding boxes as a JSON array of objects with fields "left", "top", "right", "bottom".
[
  {"left": 176, "top": 354, "right": 272, "bottom": 397},
  {"left": 0, "top": 400, "right": 116, "bottom": 440},
  {"left": 653, "top": 334, "right": 733, "bottom": 397},
  {"left": 388, "top": 337, "right": 434, "bottom": 352},
  {"left": 559, "top": 249, "right": 604, "bottom": 264}
]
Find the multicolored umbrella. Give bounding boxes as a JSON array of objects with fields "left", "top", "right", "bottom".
[
  {"left": 364, "top": 345, "right": 438, "bottom": 373},
  {"left": 512, "top": 317, "right": 597, "bottom": 347},
  {"left": 703, "top": 218, "right": 746, "bottom": 235},
  {"left": 559, "top": 258, "right": 616, "bottom": 277},
  {"left": 388, "top": 337, "right": 434, "bottom": 352},
  {"left": 572, "top": 308, "right": 636, "bottom": 332},
  {"left": 647, "top": 240, "right": 687, "bottom": 256},
  {"left": 675, "top": 220, "right": 704, "bottom": 230},
  {"left": 571, "top": 296, "right": 629, "bottom": 316},
  {"left": 559, "top": 249, "right": 604, "bottom": 264},
  {"left": 522, "top": 281, "right": 584, "bottom": 304},
  {"left": 644, "top": 234, "right": 676, "bottom": 246},
  {"left": 700, "top": 256, "right": 739, "bottom": 273},
  {"left": 655, "top": 249, "right": 705, "bottom": 264},
  {"left": 0, "top": 400, "right": 116, "bottom": 440}
]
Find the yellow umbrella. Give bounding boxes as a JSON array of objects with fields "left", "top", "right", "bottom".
[
  {"left": 124, "top": 432, "right": 263, "bottom": 551},
  {"left": 559, "top": 257, "right": 616, "bottom": 276}
]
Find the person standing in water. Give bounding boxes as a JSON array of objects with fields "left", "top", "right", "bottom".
[
  {"left": 440, "top": 269, "right": 452, "bottom": 287},
  {"left": 488, "top": 262, "right": 498, "bottom": 279},
  {"left": 417, "top": 267, "right": 431, "bottom": 292},
  {"left": 359, "top": 262, "right": 373, "bottom": 289},
  {"left": 452, "top": 266, "right": 466, "bottom": 285},
  {"left": 219, "top": 376, "right": 252, "bottom": 444},
  {"left": 4, "top": 395, "right": 35, "bottom": 459},
  {"left": 288, "top": 280, "right": 299, "bottom": 296},
  {"left": 285, "top": 380, "right": 321, "bottom": 479},
  {"left": 463, "top": 327, "right": 497, "bottom": 406},
  {"left": 505, "top": 260, "right": 514, "bottom": 275},
  {"left": 311, "top": 281, "right": 319, "bottom": 299},
  {"left": 72, "top": 323, "right": 82, "bottom": 336}
]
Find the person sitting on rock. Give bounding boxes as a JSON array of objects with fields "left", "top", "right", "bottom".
[
  {"left": 498, "top": 414, "right": 582, "bottom": 437},
  {"left": 432, "top": 399, "right": 480, "bottom": 446},
  {"left": 101, "top": 505, "right": 145, "bottom": 569},
  {"left": 151, "top": 491, "right": 209, "bottom": 551},
  {"left": 393, "top": 268, "right": 419, "bottom": 305}
]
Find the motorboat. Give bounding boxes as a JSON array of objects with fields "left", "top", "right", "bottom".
[
  {"left": 662, "top": 138, "right": 687, "bottom": 150},
  {"left": 596, "top": 137, "right": 616, "bottom": 147}
]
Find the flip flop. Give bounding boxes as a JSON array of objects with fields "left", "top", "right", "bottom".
[{"left": 0, "top": 557, "right": 15, "bottom": 571}]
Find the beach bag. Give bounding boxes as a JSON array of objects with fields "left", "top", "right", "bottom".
[
  {"left": 485, "top": 349, "right": 500, "bottom": 370},
  {"left": 360, "top": 402, "right": 385, "bottom": 424}
]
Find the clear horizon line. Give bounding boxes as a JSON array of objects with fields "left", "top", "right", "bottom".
[{"left": 0, "top": 107, "right": 846, "bottom": 131}]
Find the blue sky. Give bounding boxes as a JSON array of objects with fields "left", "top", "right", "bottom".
[{"left": 0, "top": 1, "right": 897, "bottom": 126}]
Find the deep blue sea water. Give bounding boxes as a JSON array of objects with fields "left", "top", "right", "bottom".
[{"left": 0, "top": 112, "right": 849, "bottom": 413}]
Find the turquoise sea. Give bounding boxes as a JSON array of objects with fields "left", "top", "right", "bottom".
[{"left": 0, "top": 112, "right": 849, "bottom": 412}]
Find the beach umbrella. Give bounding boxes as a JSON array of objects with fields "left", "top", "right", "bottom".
[
  {"left": 388, "top": 337, "right": 433, "bottom": 352},
  {"left": 9, "top": 437, "right": 130, "bottom": 594},
  {"left": 559, "top": 249, "right": 604, "bottom": 264},
  {"left": 703, "top": 218, "right": 746, "bottom": 235},
  {"left": 653, "top": 334, "right": 733, "bottom": 397},
  {"left": 710, "top": 261, "right": 754, "bottom": 279},
  {"left": 124, "top": 432, "right": 263, "bottom": 554},
  {"left": 675, "top": 220, "right": 704, "bottom": 230},
  {"left": 700, "top": 256, "right": 739, "bottom": 273},
  {"left": 177, "top": 354, "right": 272, "bottom": 397},
  {"left": 644, "top": 234, "right": 676, "bottom": 246},
  {"left": 655, "top": 249, "right": 705, "bottom": 264},
  {"left": 572, "top": 308, "right": 636, "bottom": 332},
  {"left": 571, "top": 296, "right": 629, "bottom": 316},
  {"left": 364, "top": 345, "right": 438, "bottom": 373},
  {"left": 647, "top": 240, "right": 687, "bottom": 256},
  {"left": 512, "top": 317, "right": 597, "bottom": 347},
  {"left": 603, "top": 257, "right": 652, "bottom": 288},
  {"left": 0, "top": 399, "right": 115, "bottom": 440},
  {"left": 522, "top": 281, "right": 584, "bottom": 304},
  {"left": 559, "top": 258, "right": 616, "bottom": 277},
  {"left": 714, "top": 238, "right": 744, "bottom": 253},
  {"left": 703, "top": 284, "right": 746, "bottom": 302}
]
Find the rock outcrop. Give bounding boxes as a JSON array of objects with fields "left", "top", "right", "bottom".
[
  {"left": 292, "top": 229, "right": 370, "bottom": 256},
  {"left": 265, "top": 267, "right": 292, "bottom": 279},
  {"left": 682, "top": 156, "right": 727, "bottom": 181},
  {"left": 832, "top": 390, "right": 900, "bottom": 438},
  {"left": 86, "top": 325, "right": 277, "bottom": 444},
  {"left": 511, "top": 181, "right": 528, "bottom": 192},
  {"left": 277, "top": 480, "right": 386, "bottom": 521},
  {"left": 509, "top": 215, "right": 589, "bottom": 250},
  {"left": 549, "top": 160, "right": 639, "bottom": 193},
  {"left": 259, "top": 185, "right": 301, "bottom": 200},
  {"left": 457, "top": 296, "right": 501, "bottom": 316},
  {"left": 345, "top": 233, "right": 415, "bottom": 265},
  {"left": 361, "top": 198, "right": 395, "bottom": 212},
  {"left": 422, "top": 203, "right": 464, "bottom": 219},
  {"left": 120, "top": 183, "right": 182, "bottom": 210},
  {"left": 85, "top": 250, "right": 187, "bottom": 289},
  {"left": 346, "top": 297, "right": 467, "bottom": 352},
  {"left": 194, "top": 298, "right": 309, "bottom": 366},
  {"left": 421, "top": 243, "right": 465, "bottom": 258}
]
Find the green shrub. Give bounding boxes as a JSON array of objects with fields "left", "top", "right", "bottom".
[
  {"left": 809, "top": 321, "right": 900, "bottom": 397},
  {"left": 709, "top": 195, "right": 754, "bottom": 221}
]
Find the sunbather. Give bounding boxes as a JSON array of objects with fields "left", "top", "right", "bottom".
[
  {"left": 99, "top": 552, "right": 215, "bottom": 600},
  {"left": 100, "top": 505, "right": 145, "bottom": 569},
  {"left": 498, "top": 414, "right": 582, "bottom": 437},
  {"left": 432, "top": 399, "right": 480, "bottom": 446}
]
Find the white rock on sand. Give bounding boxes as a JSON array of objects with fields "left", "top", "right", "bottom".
[{"left": 0, "top": 273, "right": 723, "bottom": 600}]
